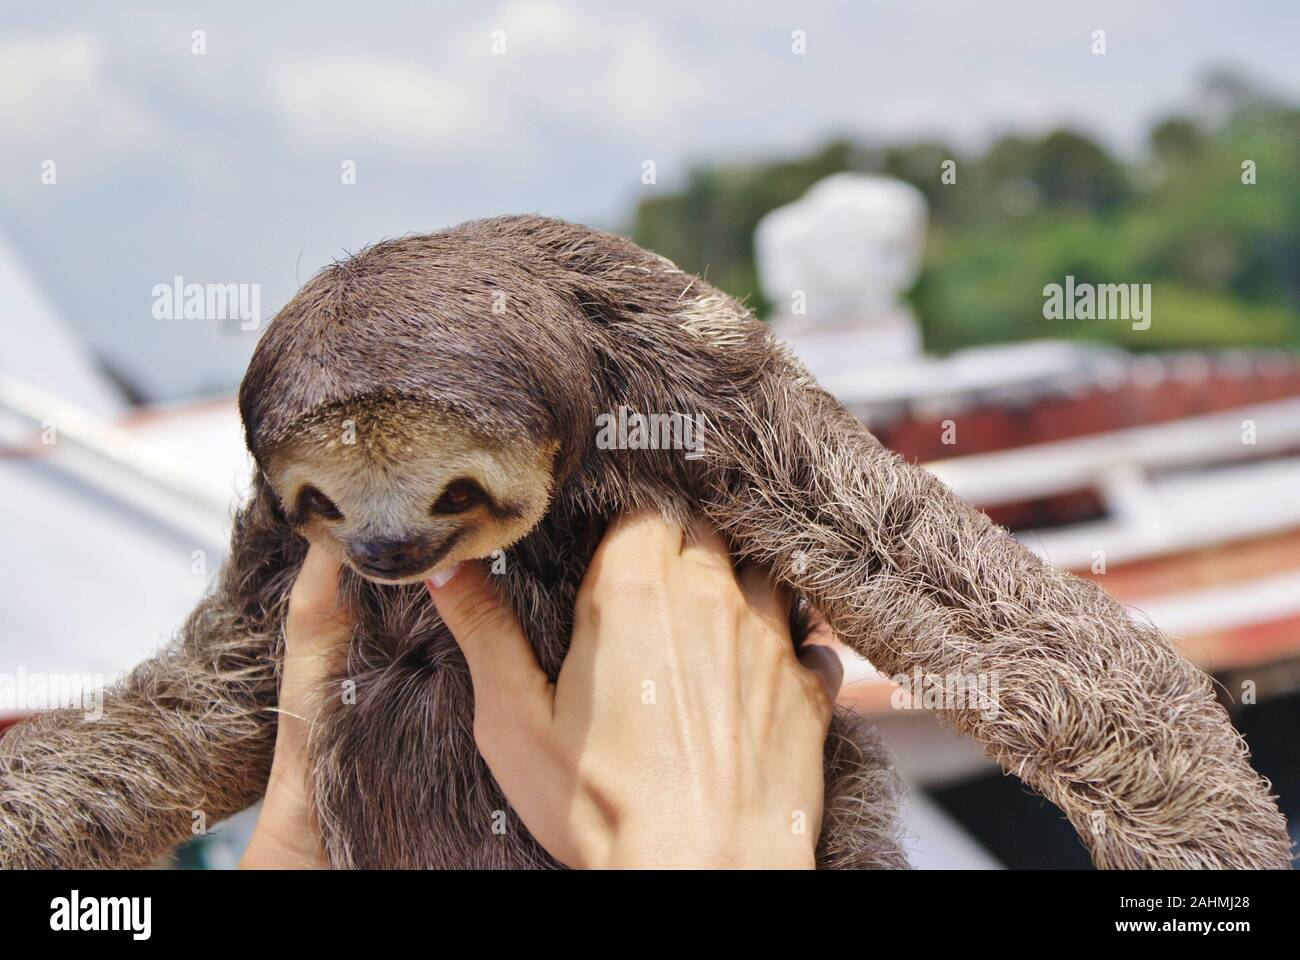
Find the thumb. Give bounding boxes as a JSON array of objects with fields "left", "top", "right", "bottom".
[
  {"left": 285, "top": 545, "right": 353, "bottom": 656},
  {"left": 426, "top": 562, "right": 552, "bottom": 733},
  {"left": 280, "top": 545, "right": 352, "bottom": 735}
]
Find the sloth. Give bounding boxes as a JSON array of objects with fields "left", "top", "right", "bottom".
[{"left": 0, "top": 215, "right": 1291, "bottom": 869}]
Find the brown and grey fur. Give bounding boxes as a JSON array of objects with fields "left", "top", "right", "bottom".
[{"left": 0, "top": 216, "right": 1290, "bottom": 869}]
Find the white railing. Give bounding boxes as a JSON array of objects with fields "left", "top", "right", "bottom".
[
  {"left": 0, "top": 376, "right": 231, "bottom": 551},
  {"left": 924, "top": 396, "right": 1300, "bottom": 568},
  {"left": 925, "top": 396, "right": 1300, "bottom": 507}
]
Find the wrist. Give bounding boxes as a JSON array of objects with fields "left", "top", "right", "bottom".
[
  {"left": 239, "top": 744, "right": 323, "bottom": 868},
  {"left": 240, "top": 781, "right": 323, "bottom": 868},
  {"left": 602, "top": 816, "right": 817, "bottom": 870},
  {"left": 240, "top": 818, "right": 323, "bottom": 869}
]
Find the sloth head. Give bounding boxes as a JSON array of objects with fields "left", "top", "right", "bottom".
[
  {"left": 263, "top": 398, "right": 560, "bottom": 584},
  {"left": 237, "top": 217, "right": 612, "bottom": 584}
]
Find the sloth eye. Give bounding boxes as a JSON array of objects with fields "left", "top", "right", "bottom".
[
  {"left": 299, "top": 485, "right": 343, "bottom": 521},
  {"left": 432, "top": 478, "right": 485, "bottom": 515}
]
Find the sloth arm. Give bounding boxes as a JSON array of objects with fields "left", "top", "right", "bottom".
[
  {"left": 711, "top": 381, "right": 1292, "bottom": 869},
  {"left": 0, "top": 500, "right": 289, "bottom": 869}
]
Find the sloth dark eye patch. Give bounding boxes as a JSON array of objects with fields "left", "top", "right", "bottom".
[
  {"left": 298, "top": 484, "right": 343, "bottom": 521},
  {"left": 431, "top": 478, "right": 486, "bottom": 515},
  {"left": 430, "top": 478, "right": 525, "bottom": 521}
]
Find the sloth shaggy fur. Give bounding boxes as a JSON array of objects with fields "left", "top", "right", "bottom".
[{"left": 0, "top": 215, "right": 1291, "bottom": 869}]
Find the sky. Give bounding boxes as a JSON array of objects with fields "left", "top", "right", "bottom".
[{"left": 3, "top": 0, "right": 1299, "bottom": 401}]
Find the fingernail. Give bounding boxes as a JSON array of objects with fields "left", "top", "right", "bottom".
[{"left": 427, "top": 562, "right": 463, "bottom": 590}]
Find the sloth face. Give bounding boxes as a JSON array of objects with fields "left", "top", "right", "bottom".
[{"left": 268, "top": 416, "right": 558, "bottom": 585}]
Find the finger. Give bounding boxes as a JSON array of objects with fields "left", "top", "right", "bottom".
[
  {"left": 677, "top": 515, "right": 737, "bottom": 581},
  {"left": 796, "top": 642, "right": 845, "bottom": 706},
  {"left": 736, "top": 564, "right": 793, "bottom": 637},
  {"left": 426, "top": 562, "right": 552, "bottom": 732},
  {"left": 285, "top": 546, "right": 352, "bottom": 656},
  {"left": 592, "top": 510, "right": 682, "bottom": 570},
  {"left": 579, "top": 511, "right": 699, "bottom": 614},
  {"left": 280, "top": 546, "right": 351, "bottom": 733}
]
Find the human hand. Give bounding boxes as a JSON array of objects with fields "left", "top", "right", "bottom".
[
  {"left": 239, "top": 545, "right": 352, "bottom": 868},
  {"left": 426, "top": 512, "right": 842, "bottom": 869}
]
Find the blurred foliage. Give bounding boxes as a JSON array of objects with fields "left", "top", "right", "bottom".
[{"left": 627, "top": 71, "right": 1300, "bottom": 352}]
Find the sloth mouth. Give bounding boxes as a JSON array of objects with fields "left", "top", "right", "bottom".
[{"left": 351, "top": 529, "right": 466, "bottom": 583}]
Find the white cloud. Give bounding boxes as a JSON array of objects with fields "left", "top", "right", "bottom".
[
  {"left": 270, "top": 52, "right": 498, "bottom": 149},
  {"left": 268, "top": 0, "right": 718, "bottom": 151},
  {"left": 603, "top": 26, "right": 714, "bottom": 130},
  {"left": 489, "top": 0, "right": 717, "bottom": 133},
  {"left": 0, "top": 35, "right": 163, "bottom": 157}
]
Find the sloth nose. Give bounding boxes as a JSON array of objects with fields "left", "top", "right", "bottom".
[{"left": 352, "top": 538, "right": 419, "bottom": 571}]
